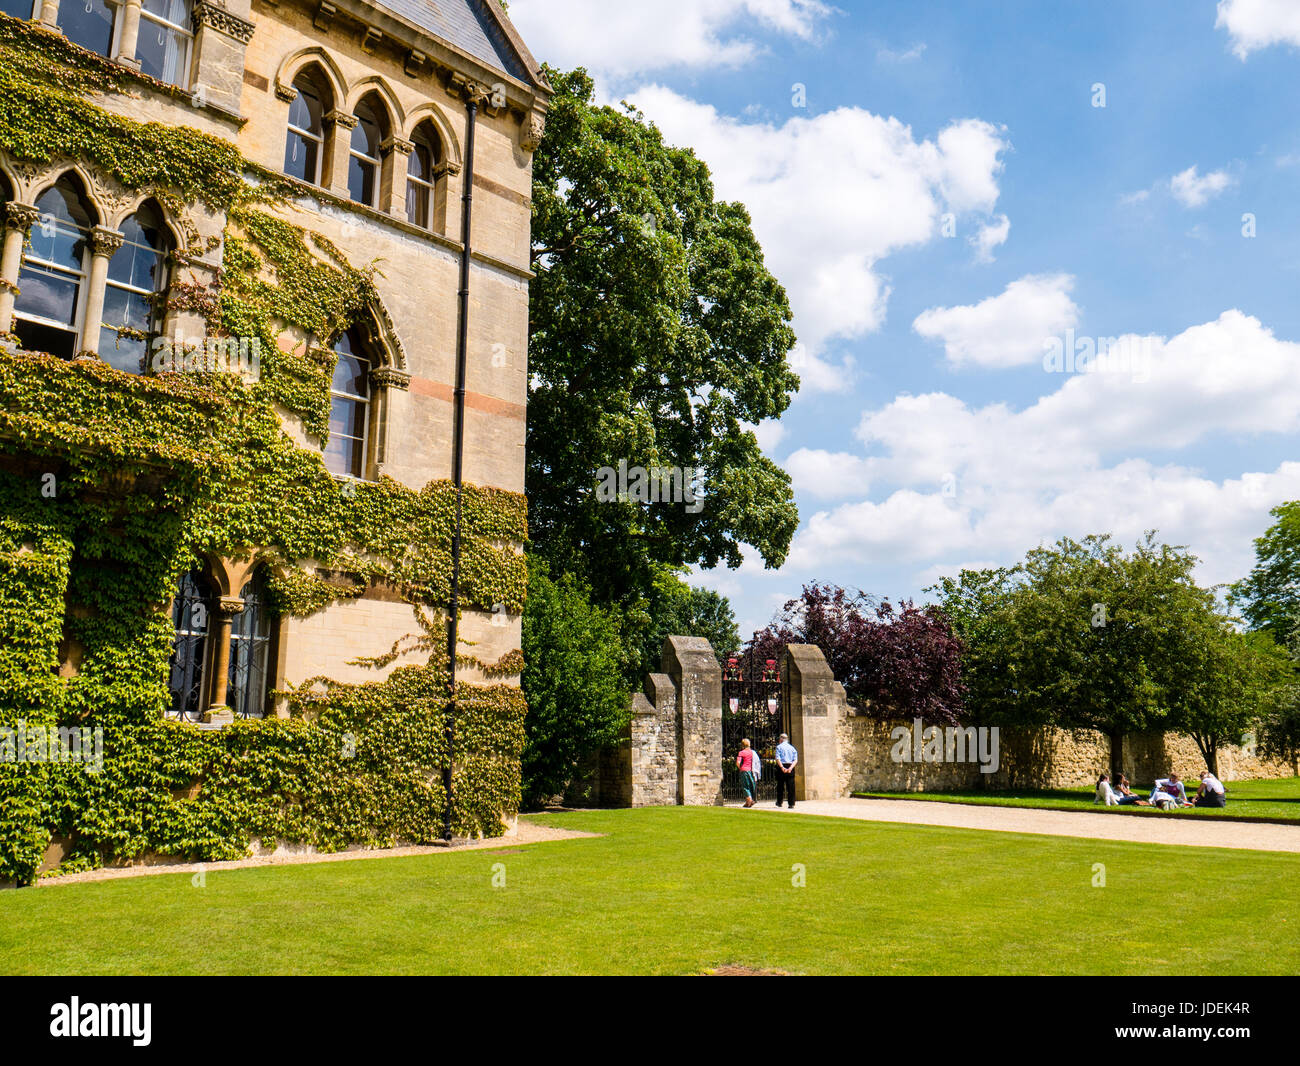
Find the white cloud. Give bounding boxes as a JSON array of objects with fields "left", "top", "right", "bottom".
[
  {"left": 912, "top": 273, "right": 1079, "bottom": 369},
  {"left": 971, "top": 214, "right": 1010, "bottom": 262},
  {"left": 625, "top": 85, "right": 1011, "bottom": 357},
  {"left": 747, "top": 419, "right": 788, "bottom": 454},
  {"left": 1169, "top": 166, "right": 1235, "bottom": 208},
  {"left": 507, "top": 0, "right": 833, "bottom": 77},
  {"left": 784, "top": 449, "right": 873, "bottom": 498},
  {"left": 788, "top": 342, "right": 855, "bottom": 393},
  {"left": 778, "top": 310, "right": 1300, "bottom": 584},
  {"left": 1216, "top": 0, "right": 1300, "bottom": 59},
  {"left": 877, "top": 42, "right": 927, "bottom": 63}
]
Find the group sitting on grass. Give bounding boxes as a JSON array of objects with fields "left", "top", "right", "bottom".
[{"left": 1094, "top": 771, "right": 1227, "bottom": 810}]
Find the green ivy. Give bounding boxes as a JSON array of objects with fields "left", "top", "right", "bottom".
[{"left": 0, "top": 17, "right": 529, "bottom": 885}]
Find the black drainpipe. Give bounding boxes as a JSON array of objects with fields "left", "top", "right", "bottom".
[{"left": 443, "top": 95, "right": 477, "bottom": 842}]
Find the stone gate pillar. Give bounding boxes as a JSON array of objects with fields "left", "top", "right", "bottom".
[
  {"left": 783, "top": 645, "right": 844, "bottom": 801},
  {"left": 663, "top": 636, "right": 722, "bottom": 806}
]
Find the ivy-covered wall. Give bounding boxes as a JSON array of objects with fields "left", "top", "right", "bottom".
[{"left": 0, "top": 15, "right": 528, "bottom": 885}]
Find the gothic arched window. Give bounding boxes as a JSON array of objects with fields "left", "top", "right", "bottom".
[
  {"left": 406, "top": 123, "right": 442, "bottom": 231},
  {"left": 100, "top": 201, "right": 172, "bottom": 374},
  {"left": 227, "top": 571, "right": 272, "bottom": 719},
  {"left": 13, "top": 176, "right": 95, "bottom": 359},
  {"left": 285, "top": 72, "right": 328, "bottom": 185},
  {"left": 324, "top": 327, "right": 371, "bottom": 477},
  {"left": 136, "top": 0, "right": 193, "bottom": 87},
  {"left": 169, "top": 569, "right": 212, "bottom": 722},
  {"left": 348, "top": 95, "right": 388, "bottom": 208},
  {"left": 58, "top": 0, "right": 117, "bottom": 57}
]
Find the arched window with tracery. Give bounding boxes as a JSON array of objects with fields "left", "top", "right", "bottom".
[
  {"left": 406, "top": 122, "right": 442, "bottom": 231},
  {"left": 168, "top": 569, "right": 212, "bottom": 722},
  {"left": 325, "top": 327, "right": 371, "bottom": 478},
  {"left": 348, "top": 95, "right": 388, "bottom": 208},
  {"left": 13, "top": 175, "right": 95, "bottom": 359},
  {"left": 100, "top": 201, "right": 172, "bottom": 374},
  {"left": 284, "top": 70, "right": 329, "bottom": 186},
  {"left": 227, "top": 571, "right": 272, "bottom": 719}
]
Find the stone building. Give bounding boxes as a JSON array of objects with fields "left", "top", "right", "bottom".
[
  {"left": 0, "top": 0, "right": 549, "bottom": 876},
  {"left": 0, "top": 0, "right": 548, "bottom": 718}
]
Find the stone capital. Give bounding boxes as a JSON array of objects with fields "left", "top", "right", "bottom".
[
  {"left": 369, "top": 367, "right": 410, "bottom": 391},
  {"left": 325, "top": 109, "right": 358, "bottom": 130},
  {"left": 274, "top": 81, "right": 298, "bottom": 103},
  {"left": 192, "top": 1, "right": 256, "bottom": 43},
  {"left": 90, "top": 226, "right": 126, "bottom": 258},
  {"left": 217, "top": 596, "right": 246, "bottom": 617},
  {"left": 4, "top": 202, "right": 41, "bottom": 235},
  {"left": 382, "top": 135, "right": 414, "bottom": 157},
  {"left": 433, "top": 160, "right": 461, "bottom": 179}
]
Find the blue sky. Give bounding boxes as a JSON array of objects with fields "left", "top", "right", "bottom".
[{"left": 510, "top": 0, "right": 1300, "bottom": 637}]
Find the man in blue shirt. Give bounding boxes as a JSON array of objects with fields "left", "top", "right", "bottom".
[{"left": 774, "top": 733, "right": 798, "bottom": 808}]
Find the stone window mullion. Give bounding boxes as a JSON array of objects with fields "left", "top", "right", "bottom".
[
  {"left": 380, "top": 136, "right": 412, "bottom": 222},
  {"left": 0, "top": 203, "right": 39, "bottom": 336},
  {"left": 77, "top": 226, "right": 124, "bottom": 360}
]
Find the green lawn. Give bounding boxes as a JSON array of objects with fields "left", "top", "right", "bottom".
[
  {"left": 1, "top": 807, "right": 1296, "bottom": 975},
  {"left": 854, "top": 776, "right": 1300, "bottom": 823}
]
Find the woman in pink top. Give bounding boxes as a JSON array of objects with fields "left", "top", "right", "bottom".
[{"left": 736, "top": 739, "right": 758, "bottom": 807}]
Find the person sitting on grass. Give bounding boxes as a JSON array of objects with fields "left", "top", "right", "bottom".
[
  {"left": 1193, "top": 770, "right": 1227, "bottom": 808},
  {"left": 1149, "top": 773, "right": 1192, "bottom": 809},
  {"left": 1095, "top": 774, "right": 1119, "bottom": 806},
  {"left": 1114, "top": 773, "right": 1151, "bottom": 806}
]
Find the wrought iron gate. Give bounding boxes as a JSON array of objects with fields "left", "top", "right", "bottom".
[{"left": 721, "top": 658, "right": 787, "bottom": 803}]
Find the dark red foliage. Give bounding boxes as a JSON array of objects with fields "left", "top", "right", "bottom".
[{"left": 744, "top": 582, "right": 966, "bottom": 724}]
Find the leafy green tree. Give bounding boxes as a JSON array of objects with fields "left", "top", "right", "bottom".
[
  {"left": 520, "top": 557, "right": 632, "bottom": 807},
  {"left": 928, "top": 567, "right": 1023, "bottom": 728},
  {"left": 1232, "top": 501, "right": 1300, "bottom": 639},
  {"left": 634, "top": 568, "right": 740, "bottom": 677},
  {"left": 1166, "top": 623, "right": 1291, "bottom": 777},
  {"left": 527, "top": 68, "right": 800, "bottom": 609}
]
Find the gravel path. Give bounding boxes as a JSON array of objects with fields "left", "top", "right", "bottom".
[
  {"left": 36, "top": 821, "right": 599, "bottom": 887},
  {"left": 738, "top": 798, "right": 1300, "bottom": 853}
]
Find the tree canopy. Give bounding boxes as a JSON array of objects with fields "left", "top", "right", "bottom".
[{"left": 527, "top": 68, "right": 800, "bottom": 607}]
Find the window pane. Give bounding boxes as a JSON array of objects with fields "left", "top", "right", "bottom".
[
  {"left": 227, "top": 576, "right": 271, "bottom": 719},
  {"left": 102, "top": 284, "right": 154, "bottom": 332},
  {"left": 329, "top": 395, "right": 367, "bottom": 441},
  {"left": 351, "top": 112, "right": 381, "bottom": 156},
  {"left": 323, "top": 431, "right": 364, "bottom": 477},
  {"left": 169, "top": 570, "right": 211, "bottom": 721},
  {"left": 288, "top": 86, "right": 323, "bottom": 135},
  {"left": 99, "top": 328, "right": 149, "bottom": 374},
  {"left": 27, "top": 222, "right": 86, "bottom": 273},
  {"left": 136, "top": 18, "right": 190, "bottom": 86},
  {"left": 331, "top": 351, "right": 369, "bottom": 396},
  {"left": 59, "top": 0, "right": 115, "bottom": 57},
  {"left": 348, "top": 157, "right": 376, "bottom": 206},
  {"left": 13, "top": 319, "right": 77, "bottom": 359},
  {"left": 406, "top": 181, "right": 430, "bottom": 229},
  {"left": 142, "top": 0, "right": 188, "bottom": 23},
  {"left": 15, "top": 264, "right": 80, "bottom": 325},
  {"left": 284, "top": 132, "right": 318, "bottom": 184},
  {"left": 1, "top": 0, "right": 33, "bottom": 18}
]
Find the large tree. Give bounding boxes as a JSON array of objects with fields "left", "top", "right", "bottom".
[
  {"left": 633, "top": 567, "right": 740, "bottom": 678},
  {"left": 527, "top": 68, "right": 800, "bottom": 607},
  {"left": 1231, "top": 501, "right": 1300, "bottom": 640}
]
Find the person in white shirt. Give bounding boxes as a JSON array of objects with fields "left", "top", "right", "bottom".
[
  {"left": 1149, "top": 774, "right": 1190, "bottom": 808},
  {"left": 1194, "top": 770, "right": 1227, "bottom": 808},
  {"left": 1095, "top": 774, "right": 1119, "bottom": 806}
]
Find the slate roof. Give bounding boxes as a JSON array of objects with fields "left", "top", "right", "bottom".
[{"left": 375, "top": 0, "right": 533, "bottom": 83}]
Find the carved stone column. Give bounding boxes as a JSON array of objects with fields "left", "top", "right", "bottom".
[
  {"left": 0, "top": 203, "right": 39, "bottom": 335},
  {"left": 203, "top": 595, "right": 245, "bottom": 724},
  {"left": 380, "top": 135, "right": 413, "bottom": 221},
  {"left": 77, "top": 226, "right": 124, "bottom": 359},
  {"left": 324, "top": 109, "right": 358, "bottom": 197},
  {"left": 38, "top": 0, "right": 59, "bottom": 30},
  {"left": 114, "top": 0, "right": 144, "bottom": 71}
]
